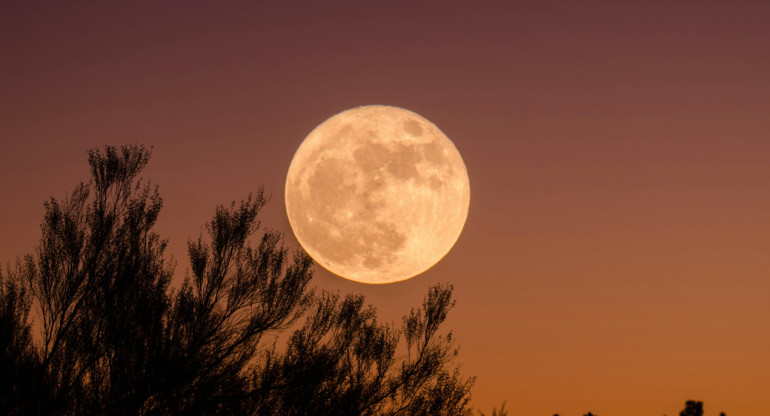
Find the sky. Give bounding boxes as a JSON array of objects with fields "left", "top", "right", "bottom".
[{"left": 1, "top": 1, "right": 769, "bottom": 414}]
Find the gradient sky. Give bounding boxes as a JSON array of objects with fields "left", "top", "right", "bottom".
[{"left": 2, "top": 1, "right": 769, "bottom": 414}]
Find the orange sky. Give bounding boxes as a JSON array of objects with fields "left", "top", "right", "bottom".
[{"left": 1, "top": 1, "right": 769, "bottom": 414}]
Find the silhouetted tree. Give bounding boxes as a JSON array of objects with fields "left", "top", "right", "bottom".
[
  {"left": 1, "top": 145, "right": 473, "bottom": 415},
  {"left": 680, "top": 400, "right": 704, "bottom": 416},
  {"left": 0, "top": 268, "right": 37, "bottom": 415},
  {"left": 251, "top": 284, "right": 473, "bottom": 416},
  {"left": 477, "top": 400, "right": 507, "bottom": 416}
]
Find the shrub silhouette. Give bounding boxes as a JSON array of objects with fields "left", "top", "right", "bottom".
[
  {"left": 477, "top": 400, "right": 507, "bottom": 416},
  {"left": 0, "top": 145, "right": 474, "bottom": 415},
  {"left": 680, "top": 400, "right": 704, "bottom": 416}
]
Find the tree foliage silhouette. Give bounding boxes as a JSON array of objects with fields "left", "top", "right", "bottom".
[
  {"left": 680, "top": 400, "right": 703, "bottom": 416},
  {"left": 477, "top": 400, "right": 506, "bottom": 416},
  {"left": 0, "top": 145, "right": 473, "bottom": 415}
]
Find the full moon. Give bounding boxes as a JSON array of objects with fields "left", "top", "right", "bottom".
[{"left": 285, "top": 105, "right": 470, "bottom": 284}]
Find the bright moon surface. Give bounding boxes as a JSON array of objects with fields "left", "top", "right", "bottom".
[{"left": 285, "top": 105, "right": 470, "bottom": 284}]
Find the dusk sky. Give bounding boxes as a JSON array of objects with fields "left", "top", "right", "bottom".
[{"left": 2, "top": 1, "right": 769, "bottom": 414}]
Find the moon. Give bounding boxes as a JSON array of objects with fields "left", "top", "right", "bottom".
[{"left": 285, "top": 105, "right": 470, "bottom": 284}]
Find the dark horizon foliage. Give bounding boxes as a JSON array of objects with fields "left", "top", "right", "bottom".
[
  {"left": 0, "top": 144, "right": 474, "bottom": 415},
  {"left": 479, "top": 399, "right": 727, "bottom": 416}
]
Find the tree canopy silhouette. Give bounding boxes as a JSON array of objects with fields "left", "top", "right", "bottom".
[
  {"left": 477, "top": 400, "right": 506, "bottom": 416},
  {"left": 0, "top": 145, "right": 474, "bottom": 415},
  {"left": 680, "top": 400, "right": 703, "bottom": 416}
]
